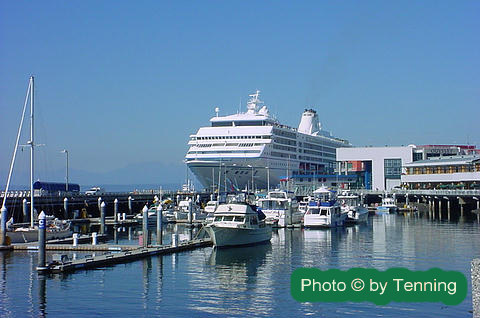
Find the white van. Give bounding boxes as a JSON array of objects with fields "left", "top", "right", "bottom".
[{"left": 85, "top": 187, "right": 105, "bottom": 195}]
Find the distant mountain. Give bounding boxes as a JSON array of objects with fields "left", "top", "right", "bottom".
[{"left": 1, "top": 161, "right": 199, "bottom": 191}]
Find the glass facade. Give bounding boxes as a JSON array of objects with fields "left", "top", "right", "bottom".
[{"left": 384, "top": 158, "right": 402, "bottom": 179}]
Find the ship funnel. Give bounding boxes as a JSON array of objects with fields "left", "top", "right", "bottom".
[{"left": 298, "top": 109, "right": 320, "bottom": 135}]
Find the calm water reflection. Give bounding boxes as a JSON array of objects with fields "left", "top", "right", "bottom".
[{"left": 0, "top": 214, "right": 478, "bottom": 317}]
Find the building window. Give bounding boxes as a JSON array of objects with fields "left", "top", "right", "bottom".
[{"left": 384, "top": 158, "right": 402, "bottom": 179}]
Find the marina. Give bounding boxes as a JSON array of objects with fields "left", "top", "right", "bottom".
[
  {"left": 0, "top": 213, "right": 478, "bottom": 317},
  {"left": 1, "top": 2, "right": 479, "bottom": 316}
]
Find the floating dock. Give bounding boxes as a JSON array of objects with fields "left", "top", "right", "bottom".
[{"left": 38, "top": 238, "right": 212, "bottom": 273}]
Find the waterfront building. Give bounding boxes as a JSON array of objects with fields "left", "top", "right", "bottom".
[
  {"left": 336, "top": 145, "right": 478, "bottom": 191},
  {"left": 402, "top": 155, "right": 480, "bottom": 189}
]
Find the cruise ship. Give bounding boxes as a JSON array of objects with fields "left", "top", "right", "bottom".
[{"left": 185, "top": 91, "right": 350, "bottom": 191}]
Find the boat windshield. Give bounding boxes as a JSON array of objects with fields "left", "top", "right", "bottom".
[
  {"left": 258, "top": 200, "right": 286, "bottom": 210},
  {"left": 268, "top": 192, "right": 287, "bottom": 199},
  {"left": 226, "top": 193, "right": 255, "bottom": 204},
  {"left": 308, "top": 208, "right": 329, "bottom": 216}
]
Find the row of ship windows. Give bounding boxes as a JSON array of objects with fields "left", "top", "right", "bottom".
[
  {"left": 193, "top": 136, "right": 270, "bottom": 140},
  {"left": 195, "top": 143, "right": 262, "bottom": 148},
  {"left": 305, "top": 136, "right": 346, "bottom": 148},
  {"left": 193, "top": 136, "right": 339, "bottom": 151},
  {"left": 187, "top": 150, "right": 261, "bottom": 155},
  {"left": 271, "top": 144, "right": 336, "bottom": 157}
]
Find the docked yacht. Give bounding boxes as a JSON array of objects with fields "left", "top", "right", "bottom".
[
  {"left": 337, "top": 192, "right": 368, "bottom": 224},
  {"left": 205, "top": 193, "right": 272, "bottom": 247},
  {"left": 185, "top": 91, "right": 350, "bottom": 191},
  {"left": 257, "top": 190, "right": 303, "bottom": 227},
  {"left": 303, "top": 187, "right": 346, "bottom": 228}
]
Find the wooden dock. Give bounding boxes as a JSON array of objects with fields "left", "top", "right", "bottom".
[{"left": 38, "top": 238, "right": 212, "bottom": 273}]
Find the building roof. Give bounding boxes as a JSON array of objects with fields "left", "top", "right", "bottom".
[{"left": 404, "top": 155, "right": 480, "bottom": 167}]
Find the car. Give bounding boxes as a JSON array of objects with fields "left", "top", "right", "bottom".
[{"left": 85, "top": 187, "right": 105, "bottom": 195}]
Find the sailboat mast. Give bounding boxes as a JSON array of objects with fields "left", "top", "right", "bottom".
[{"left": 29, "top": 76, "right": 34, "bottom": 228}]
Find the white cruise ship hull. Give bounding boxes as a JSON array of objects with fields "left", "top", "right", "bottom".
[
  {"left": 187, "top": 159, "right": 285, "bottom": 190},
  {"left": 205, "top": 225, "right": 272, "bottom": 247}
]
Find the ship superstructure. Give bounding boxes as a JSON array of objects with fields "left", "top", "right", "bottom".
[{"left": 185, "top": 91, "right": 350, "bottom": 191}]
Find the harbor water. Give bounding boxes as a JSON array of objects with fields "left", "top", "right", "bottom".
[{"left": 0, "top": 214, "right": 478, "bottom": 317}]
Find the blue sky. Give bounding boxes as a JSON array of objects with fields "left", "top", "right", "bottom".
[{"left": 1, "top": 1, "right": 479, "bottom": 188}]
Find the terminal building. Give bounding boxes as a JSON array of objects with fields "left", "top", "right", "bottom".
[
  {"left": 336, "top": 145, "right": 478, "bottom": 191},
  {"left": 402, "top": 154, "right": 480, "bottom": 189}
]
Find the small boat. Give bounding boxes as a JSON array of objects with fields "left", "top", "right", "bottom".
[
  {"left": 7, "top": 217, "right": 72, "bottom": 244},
  {"left": 134, "top": 205, "right": 162, "bottom": 225},
  {"left": 174, "top": 199, "right": 203, "bottom": 221},
  {"left": 257, "top": 190, "right": 303, "bottom": 227},
  {"left": 205, "top": 193, "right": 272, "bottom": 247},
  {"left": 303, "top": 187, "right": 346, "bottom": 228},
  {"left": 337, "top": 192, "right": 368, "bottom": 224},
  {"left": 376, "top": 196, "right": 398, "bottom": 215}
]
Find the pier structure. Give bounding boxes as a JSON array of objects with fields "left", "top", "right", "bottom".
[{"left": 358, "top": 189, "right": 480, "bottom": 220}]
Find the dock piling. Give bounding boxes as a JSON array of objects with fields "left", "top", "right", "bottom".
[
  {"left": 22, "top": 199, "right": 28, "bottom": 223},
  {"left": 188, "top": 198, "right": 193, "bottom": 225},
  {"left": 72, "top": 233, "right": 78, "bottom": 247},
  {"left": 114, "top": 198, "right": 119, "bottom": 219},
  {"left": 156, "top": 204, "right": 163, "bottom": 245},
  {"left": 142, "top": 205, "right": 148, "bottom": 247},
  {"left": 0, "top": 206, "right": 7, "bottom": 246},
  {"left": 100, "top": 201, "right": 106, "bottom": 235},
  {"left": 128, "top": 196, "right": 133, "bottom": 214},
  {"left": 63, "top": 197, "right": 69, "bottom": 220},
  {"left": 37, "top": 211, "right": 47, "bottom": 271},
  {"left": 286, "top": 198, "right": 293, "bottom": 227}
]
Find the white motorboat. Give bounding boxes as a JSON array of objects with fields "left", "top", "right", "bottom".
[
  {"left": 337, "top": 192, "right": 368, "bottom": 224},
  {"left": 257, "top": 190, "right": 303, "bottom": 227},
  {"left": 175, "top": 199, "right": 203, "bottom": 221},
  {"left": 205, "top": 193, "right": 272, "bottom": 247},
  {"left": 376, "top": 196, "right": 398, "bottom": 215},
  {"left": 303, "top": 187, "right": 346, "bottom": 228}
]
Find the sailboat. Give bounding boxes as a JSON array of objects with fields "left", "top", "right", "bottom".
[{"left": 1, "top": 76, "right": 72, "bottom": 244}]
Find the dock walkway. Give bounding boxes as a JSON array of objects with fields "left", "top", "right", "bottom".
[{"left": 38, "top": 238, "right": 212, "bottom": 273}]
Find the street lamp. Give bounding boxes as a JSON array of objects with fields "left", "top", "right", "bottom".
[{"left": 60, "top": 149, "right": 69, "bottom": 192}]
